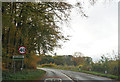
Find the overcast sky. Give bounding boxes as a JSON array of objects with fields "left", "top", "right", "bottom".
[{"left": 53, "top": 0, "right": 118, "bottom": 61}]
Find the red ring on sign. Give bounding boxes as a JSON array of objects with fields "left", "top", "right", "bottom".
[{"left": 18, "top": 46, "right": 27, "bottom": 54}]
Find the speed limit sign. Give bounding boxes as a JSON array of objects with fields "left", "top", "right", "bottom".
[{"left": 18, "top": 46, "right": 27, "bottom": 54}]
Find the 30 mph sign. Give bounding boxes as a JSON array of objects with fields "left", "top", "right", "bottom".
[{"left": 18, "top": 46, "right": 26, "bottom": 54}]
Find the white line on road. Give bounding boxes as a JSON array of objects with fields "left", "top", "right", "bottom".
[{"left": 61, "top": 72, "right": 74, "bottom": 82}]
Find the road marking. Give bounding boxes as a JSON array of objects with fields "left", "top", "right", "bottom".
[{"left": 61, "top": 72, "right": 74, "bottom": 82}]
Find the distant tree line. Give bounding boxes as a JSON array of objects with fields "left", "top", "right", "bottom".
[
  {"left": 38, "top": 54, "right": 93, "bottom": 67},
  {"left": 39, "top": 51, "right": 119, "bottom": 76}
]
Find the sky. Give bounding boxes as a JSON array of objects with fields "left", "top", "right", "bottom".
[{"left": 53, "top": 0, "right": 118, "bottom": 61}]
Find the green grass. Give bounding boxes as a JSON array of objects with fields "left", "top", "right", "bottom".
[
  {"left": 3, "top": 69, "right": 46, "bottom": 80},
  {"left": 80, "top": 70, "right": 119, "bottom": 80}
]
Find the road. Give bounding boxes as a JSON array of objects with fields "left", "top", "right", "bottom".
[{"left": 37, "top": 67, "right": 118, "bottom": 82}]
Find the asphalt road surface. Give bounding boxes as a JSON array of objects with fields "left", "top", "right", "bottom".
[{"left": 37, "top": 67, "right": 119, "bottom": 82}]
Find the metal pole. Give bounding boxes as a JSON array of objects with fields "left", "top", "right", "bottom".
[
  {"left": 14, "top": 61, "right": 15, "bottom": 73},
  {"left": 21, "top": 60, "right": 23, "bottom": 71},
  {"left": 21, "top": 59, "right": 24, "bottom": 71}
]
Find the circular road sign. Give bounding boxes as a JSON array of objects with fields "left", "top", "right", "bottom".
[{"left": 18, "top": 46, "right": 26, "bottom": 54}]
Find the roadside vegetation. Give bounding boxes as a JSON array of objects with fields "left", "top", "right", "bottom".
[
  {"left": 38, "top": 51, "right": 119, "bottom": 80},
  {"left": 2, "top": 69, "right": 46, "bottom": 80}
]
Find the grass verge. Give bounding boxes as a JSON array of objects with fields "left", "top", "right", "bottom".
[
  {"left": 80, "top": 70, "right": 119, "bottom": 80},
  {"left": 2, "top": 69, "right": 46, "bottom": 80}
]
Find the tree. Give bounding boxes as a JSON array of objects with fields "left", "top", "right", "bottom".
[
  {"left": 64, "top": 55, "right": 74, "bottom": 66},
  {"left": 72, "top": 52, "right": 85, "bottom": 66},
  {"left": 53, "top": 56, "right": 65, "bottom": 65},
  {"left": 73, "top": 52, "right": 84, "bottom": 58}
]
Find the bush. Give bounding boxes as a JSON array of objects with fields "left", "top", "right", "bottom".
[{"left": 41, "top": 63, "right": 56, "bottom": 67}]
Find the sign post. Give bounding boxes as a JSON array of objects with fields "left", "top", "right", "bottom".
[
  {"left": 13, "top": 55, "right": 24, "bottom": 72},
  {"left": 18, "top": 46, "right": 26, "bottom": 71},
  {"left": 13, "top": 46, "right": 26, "bottom": 73}
]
